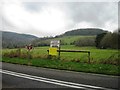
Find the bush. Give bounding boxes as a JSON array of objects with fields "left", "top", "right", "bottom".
[
  {"left": 95, "top": 33, "right": 107, "bottom": 48},
  {"left": 100, "top": 32, "right": 119, "bottom": 49},
  {"left": 3, "top": 50, "right": 19, "bottom": 58},
  {"left": 75, "top": 37, "right": 95, "bottom": 46},
  {"left": 3, "top": 48, "right": 29, "bottom": 59}
]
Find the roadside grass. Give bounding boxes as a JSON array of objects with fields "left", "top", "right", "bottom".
[
  {"left": 2, "top": 45, "right": 119, "bottom": 76},
  {"left": 2, "top": 57, "right": 119, "bottom": 76},
  {"left": 2, "top": 45, "right": 119, "bottom": 65}
]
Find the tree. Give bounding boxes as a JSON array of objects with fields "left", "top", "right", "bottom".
[
  {"left": 75, "top": 37, "right": 95, "bottom": 47},
  {"left": 100, "top": 32, "right": 119, "bottom": 49},
  {"left": 95, "top": 33, "right": 107, "bottom": 48}
]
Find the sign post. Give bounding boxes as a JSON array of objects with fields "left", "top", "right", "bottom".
[
  {"left": 47, "top": 40, "right": 90, "bottom": 62},
  {"left": 26, "top": 44, "right": 33, "bottom": 65},
  {"left": 49, "top": 40, "right": 60, "bottom": 59}
]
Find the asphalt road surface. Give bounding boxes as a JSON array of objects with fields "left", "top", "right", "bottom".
[{"left": 1, "top": 62, "right": 119, "bottom": 89}]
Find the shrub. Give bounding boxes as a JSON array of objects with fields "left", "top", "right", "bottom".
[
  {"left": 100, "top": 32, "right": 119, "bottom": 49},
  {"left": 3, "top": 48, "right": 29, "bottom": 59},
  {"left": 3, "top": 50, "right": 19, "bottom": 58},
  {"left": 95, "top": 33, "right": 107, "bottom": 48},
  {"left": 75, "top": 37, "right": 95, "bottom": 46}
]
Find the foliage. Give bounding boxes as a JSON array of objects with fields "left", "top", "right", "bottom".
[
  {"left": 74, "top": 37, "right": 96, "bottom": 46},
  {"left": 95, "top": 33, "right": 107, "bottom": 48},
  {"left": 100, "top": 32, "right": 119, "bottom": 49},
  {"left": 2, "top": 31, "right": 38, "bottom": 49},
  {"left": 60, "top": 28, "right": 107, "bottom": 36},
  {"left": 3, "top": 48, "right": 29, "bottom": 59}
]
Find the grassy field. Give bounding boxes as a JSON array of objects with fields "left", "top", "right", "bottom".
[
  {"left": 54, "top": 36, "right": 96, "bottom": 45},
  {"left": 2, "top": 45, "right": 119, "bottom": 75},
  {"left": 2, "top": 45, "right": 119, "bottom": 64},
  {"left": 34, "top": 35, "right": 96, "bottom": 45}
]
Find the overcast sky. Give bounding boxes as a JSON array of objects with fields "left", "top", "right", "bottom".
[{"left": 0, "top": 0, "right": 119, "bottom": 37}]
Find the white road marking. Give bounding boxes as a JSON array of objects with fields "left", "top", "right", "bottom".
[{"left": 0, "top": 69, "right": 114, "bottom": 90}]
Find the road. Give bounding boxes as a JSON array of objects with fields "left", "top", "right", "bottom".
[{"left": 1, "top": 62, "right": 119, "bottom": 89}]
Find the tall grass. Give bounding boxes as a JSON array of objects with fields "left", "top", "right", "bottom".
[{"left": 2, "top": 45, "right": 119, "bottom": 65}]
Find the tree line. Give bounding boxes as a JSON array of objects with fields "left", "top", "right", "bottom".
[
  {"left": 95, "top": 31, "right": 119, "bottom": 49},
  {"left": 75, "top": 30, "right": 119, "bottom": 49},
  {"left": 2, "top": 29, "right": 119, "bottom": 49}
]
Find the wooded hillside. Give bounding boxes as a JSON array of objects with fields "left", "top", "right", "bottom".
[
  {"left": 59, "top": 28, "right": 107, "bottom": 36},
  {"left": 2, "top": 31, "right": 38, "bottom": 48}
]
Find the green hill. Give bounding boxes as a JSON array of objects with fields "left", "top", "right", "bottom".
[
  {"left": 32, "top": 35, "right": 96, "bottom": 47},
  {"left": 2, "top": 28, "right": 108, "bottom": 48},
  {"left": 60, "top": 28, "right": 107, "bottom": 36},
  {"left": 2, "top": 31, "right": 38, "bottom": 48},
  {"left": 32, "top": 28, "right": 107, "bottom": 47}
]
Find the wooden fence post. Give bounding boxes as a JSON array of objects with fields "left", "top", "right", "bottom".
[
  {"left": 58, "top": 47, "right": 60, "bottom": 59},
  {"left": 88, "top": 52, "right": 90, "bottom": 64}
]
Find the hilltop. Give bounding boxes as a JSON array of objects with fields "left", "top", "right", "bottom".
[
  {"left": 32, "top": 28, "right": 108, "bottom": 47},
  {"left": 57, "top": 28, "right": 107, "bottom": 37}
]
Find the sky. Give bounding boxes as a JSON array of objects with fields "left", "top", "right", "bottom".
[{"left": 0, "top": 0, "right": 119, "bottom": 37}]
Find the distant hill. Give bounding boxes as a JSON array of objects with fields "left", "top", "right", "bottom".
[
  {"left": 2, "top": 28, "right": 109, "bottom": 48},
  {"left": 32, "top": 28, "right": 108, "bottom": 47},
  {"left": 59, "top": 28, "right": 108, "bottom": 37},
  {"left": 2, "top": 31, "right": 38, "bottom": 48}
]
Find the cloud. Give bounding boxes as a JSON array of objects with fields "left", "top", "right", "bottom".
[
  {"left": 60, "top": 2, "right": 118, "bottom": 30},
  {"left": 72, "top": 21, "right": 95, "bottom": 29},
  {"left": 1, "top": 0, "right": 118, "bottom": 37},
  {"left": 2, "top": 0, "right": 72, "bottom": 36}
]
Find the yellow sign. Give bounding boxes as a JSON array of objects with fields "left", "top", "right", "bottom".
[{"left": 49, "top": 48, "right": 58, "bottom": 56}]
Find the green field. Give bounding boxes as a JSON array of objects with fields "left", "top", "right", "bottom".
[
  {"left": 2, "top": 45, "right": 119, "bottom": 65},
  {"left": 54, "top": 36, "right": 96, "bottom": 45},
  {"left": 33, "top": 35, "right": 96, "bottom": 45},
  {"left": 2, "top": 45, "right": 119, "bottom": 75}
]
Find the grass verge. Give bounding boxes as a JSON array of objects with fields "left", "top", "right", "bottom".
[{"left": 2, "top": 57, "right": 119, "bottom": 76}]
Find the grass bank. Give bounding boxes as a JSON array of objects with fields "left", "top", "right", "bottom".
[{"left": 2, "top": 57, "right": 119, "bottom": 76}]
